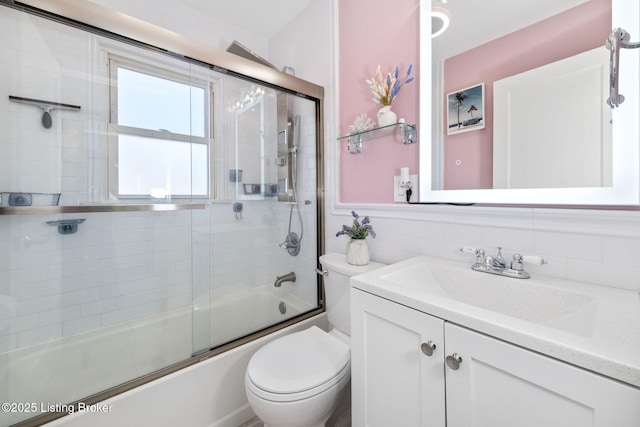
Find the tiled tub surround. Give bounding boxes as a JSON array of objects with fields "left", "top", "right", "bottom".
[
  {"left": 0, "top": 285, "right": 313, "bottom": 426},
  {"left": 0, "top": 210, "right": 197, "bottom": 354},
  {"left": 0, "top": 0, "right": 327, "bottom": 424},
  {"left": 352, "top": 254, "right": 640, "bottom": 388},
  {"left": 0, "top": 197, "right": 318, "bottom": 427},
  {"left": 43, "top": 314, "right": 329, "bottom": 427}
]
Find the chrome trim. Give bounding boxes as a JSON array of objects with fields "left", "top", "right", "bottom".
[
  {"left": 606, "top": 28, "right": 640, "bottom": 108},
  {"left": 11, "top": 307, "right": 325, "bottom": 427},
  {"left": 471, "top": 263, "right": 531, "bottom": 279},
  {"left": 13, "top": 0, "right": 324, "bottom": 101},
  {"left": 0, "top": 203, "right": 207, "bottom": 215}
]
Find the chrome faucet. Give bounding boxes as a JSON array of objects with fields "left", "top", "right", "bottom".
[
  {"left": 274, "top": 272, "right": 296, "bottom": 287},
  {"left": 485, "top": 246, "right": 507, "bottom": 269},
  {"left": 460, "top": 246, "right": 547, "bottom": 279}
]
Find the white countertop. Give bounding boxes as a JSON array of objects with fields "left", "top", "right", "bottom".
[{"left": 351, "top": 255, "right": 640, "bottom": 388}]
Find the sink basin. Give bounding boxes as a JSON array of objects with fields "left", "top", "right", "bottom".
[{"left": 377, "top": 257, "right": 597, "bottom": 336}]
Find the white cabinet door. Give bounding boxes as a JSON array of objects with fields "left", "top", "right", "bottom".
[
  {"left": 444, "top": 323, "right": 640, "bottom": 427},
  {"left": 351, "top": 289, "right": 445, "bottom": 427}
]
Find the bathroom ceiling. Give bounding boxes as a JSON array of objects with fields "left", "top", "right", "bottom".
[
  {"left": 433, "top": 0, "right": 592, "bottom": 61},
  {"left": 178, "top": 0, "right": 594, "bottom": 57},
  {"left": 178, "top": 0, "right": 314, "bottom": 39}
]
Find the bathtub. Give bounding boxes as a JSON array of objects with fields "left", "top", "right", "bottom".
[
  {"left": 209, "top": 286, "right": 315, "bottom": 348},
  {"left": 0, "top": 286, "right": 317, "bottom": 427}
]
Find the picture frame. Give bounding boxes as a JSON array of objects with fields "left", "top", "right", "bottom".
[{"left": 447, "top": 83, "right": 485, "bottom": 135}]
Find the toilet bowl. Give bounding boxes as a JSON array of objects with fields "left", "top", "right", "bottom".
[{"left": 244, "top": 253, "right": 385, "bottom": 427}]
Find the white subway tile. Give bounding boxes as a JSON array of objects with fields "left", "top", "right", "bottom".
[
  {"left": 534, "top": 231, "right": 603, "bottom": 262},
  {"left": 18, "top": 324, "right": 61, "bottom": 348},
  {"left": 63, "top": 315, "right": 101, "bottom": 337}
]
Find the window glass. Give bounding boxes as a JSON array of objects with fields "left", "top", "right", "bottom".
[
  {"left": 117, "top": 67, "right": 205, "bottom": 137},
  {"left": 117, "top": 134, "right": 208, "bottom": 196}
]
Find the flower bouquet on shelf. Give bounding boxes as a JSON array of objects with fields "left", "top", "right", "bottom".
[
  {"left": 336, "top": 211, "right": 376, "bottom": 265},
  {"left": 366, "top": 64, "right": 414, "bottom": 128}
]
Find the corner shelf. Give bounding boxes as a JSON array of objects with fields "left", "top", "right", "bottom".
[{"left": 337, "top": 121, "right": 417, "bottom": 154}]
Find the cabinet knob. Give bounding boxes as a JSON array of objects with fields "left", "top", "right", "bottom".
[
  {"left": 446, "top": 353, "right": 463, "bottom": 370},
  {"left": 420, "top": 341, "right": 437, "bottom": 356}
]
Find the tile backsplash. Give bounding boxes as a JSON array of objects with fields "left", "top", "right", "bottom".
[{"left": 325, "top": 205, "right": 640, "bottom": 293}]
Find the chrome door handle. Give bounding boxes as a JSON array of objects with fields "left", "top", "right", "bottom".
[
  {"left": 420, "top": 341, "right": 436, "bottom": 356},
  {"left": 446, "top": 353, "right": 463, "bottom": 370}
]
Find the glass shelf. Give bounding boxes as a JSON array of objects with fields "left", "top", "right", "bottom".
[
  {"left": 337, "top": 121, "right": 417, "bottom": 154},
  {"left": 0, "top": 203, "right": 208, "bottom": 215}
]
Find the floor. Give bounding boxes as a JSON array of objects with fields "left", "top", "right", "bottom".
[
  {"left": 239, "top": 418, "right": 263, "bottom": 427},
  {"left": 240, "top": 384, "right": 352, "bottom": 427},
  {"left": 240, "top": 409, "right": 350, "bottom": 427}
]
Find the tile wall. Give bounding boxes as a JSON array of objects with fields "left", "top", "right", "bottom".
[
  {"left": 0, "top": 4, "right": 320, "bottom": 356},
  {"left": 324, "top": 204, "right": 640, "bottom": 293}
]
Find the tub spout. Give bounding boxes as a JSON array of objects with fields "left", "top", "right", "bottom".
[{"left": 274, "top": 272, "right": 296, "bottom": 287}]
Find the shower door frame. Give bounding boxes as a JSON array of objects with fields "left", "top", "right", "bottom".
[{"left": 3, "top": 1, "right": 326, "bottom": 426}]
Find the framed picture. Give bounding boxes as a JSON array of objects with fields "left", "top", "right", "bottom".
[{"left": 447, "top": 83, "right": 485, "bottom": 135}]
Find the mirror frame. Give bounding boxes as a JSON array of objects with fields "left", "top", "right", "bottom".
[{"left": 419, "top": 0, "right": 640, "bottom": 205}]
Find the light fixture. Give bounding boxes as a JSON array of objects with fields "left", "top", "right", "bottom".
[
  {"left": 229, "top": 85, "right": 265, "bottom": 112},
  {"left": 431, "top": 7, "right": 450, "bottom": 38}
]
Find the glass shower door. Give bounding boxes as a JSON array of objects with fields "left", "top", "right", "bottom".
[{"left": 207, "top": 81, "right": 320, "bottom": 348}]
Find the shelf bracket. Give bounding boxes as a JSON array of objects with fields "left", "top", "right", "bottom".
[
  {"left": 399, "top": 121, "right": 417, "bottom": 144},
  {"left": 347, "top": 134, "right": 363, "bottom": 154}
]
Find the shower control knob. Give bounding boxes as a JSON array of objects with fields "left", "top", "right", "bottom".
[
  {"left": 420, "top": 341, "right": 437, "bottom": 356},
  {"left": 446, "top": 353, "right": 463, "bottom": 370}
]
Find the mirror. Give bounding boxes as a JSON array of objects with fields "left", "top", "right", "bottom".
[{"left": 419, "top": 0, "right": 640, "bottom": 205}]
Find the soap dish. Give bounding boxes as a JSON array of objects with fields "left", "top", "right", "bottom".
[{"left": 0, "top": 192, "right": 61, "bottom": 207}]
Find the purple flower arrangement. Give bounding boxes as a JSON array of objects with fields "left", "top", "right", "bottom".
[
  {"left": 366, "top": 64, "right": 414, "bottom": 106},
  {"left": 336, "top": 211, "right": 376, "bottom": 240}
]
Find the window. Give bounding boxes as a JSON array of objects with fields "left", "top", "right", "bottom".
[{"left": 108, "top": 57, "right": 211, "bottom": 198}]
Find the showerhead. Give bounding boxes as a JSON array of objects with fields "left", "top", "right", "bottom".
[{"left": 293, "top": 114, "right": 301, "bottom": 146}]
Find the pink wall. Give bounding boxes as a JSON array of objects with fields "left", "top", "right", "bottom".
[
  {"left": 338, "top": 0, "right": 420, "bottom": 203},
  {"left": 443, "top": 0, "right": 611, "bottom": 190}
]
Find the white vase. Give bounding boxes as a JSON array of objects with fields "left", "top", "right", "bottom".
[
  {"left": 377, "top": 105, "right": 398, "bottom": 128},
  {"left": 346, "top": 239, "right": 370, "bottom": 266}
]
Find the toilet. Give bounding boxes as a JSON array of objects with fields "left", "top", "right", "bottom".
[{"left": 244, "top": 253, "right": 386, "bottom": 427}]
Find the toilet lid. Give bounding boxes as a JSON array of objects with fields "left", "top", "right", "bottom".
[{"left": 247, "top": 326, "right": 350, "bottom": 394}]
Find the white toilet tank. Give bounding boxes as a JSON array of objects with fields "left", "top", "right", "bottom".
[{"left": 319, "top": 253, "right": 386, "bottom": 336}]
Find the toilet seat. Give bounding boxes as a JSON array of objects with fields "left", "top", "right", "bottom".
[{"left": 246, "top": 326, "right": 350, "bottom": 402}]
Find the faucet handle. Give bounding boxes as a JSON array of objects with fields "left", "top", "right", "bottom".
[
  {"left": 460, "top": 246, "right": 479, "bottom": 255},
  {"left": 476, "top": 248, "right": 486, "bottom": 265},
  {"left": 522, "top": 255, "right": 548, "bottom": 266},
  {"left": 459, "top": 246, "right": 485, "bottom": 266},
  {"left": 511, "top": 253, "right": 524, "bottom": 271}
]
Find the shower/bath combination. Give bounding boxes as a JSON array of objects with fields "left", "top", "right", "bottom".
[{"left": 278, "top": 109, "right": 304, "bottom": 256}]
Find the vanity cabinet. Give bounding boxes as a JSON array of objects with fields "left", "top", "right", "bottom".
[
  {"left": 444, "top": 323, "right": 640, "bottom": 427},
  {"left": 351, "top": 289, "right": 446, "bottom": 427},
  {"left": 351, "top": 288, "right": 640, "bottom": 427}
]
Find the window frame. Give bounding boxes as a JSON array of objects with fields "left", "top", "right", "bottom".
[{"left": 106, "top": 54, "right": 214, "bottom": 200}]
